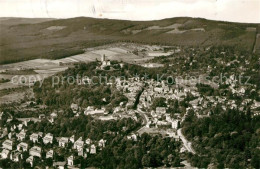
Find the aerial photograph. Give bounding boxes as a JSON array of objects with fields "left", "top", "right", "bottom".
[{"left": 0, "top": 0, "right": 259, "bottom": 168}]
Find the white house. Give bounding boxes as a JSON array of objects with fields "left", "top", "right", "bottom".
[
  {"left": 16, "top": 130, "right": 26, "bottom": 141},
  {"left": 29, "top": 146, "right": 41, "bottom": 158},
  {"left": 50, "top": 112, "right": 57, "bottom": 123},
  {"left": 30, "top": 133, "right": 39, "bottom": 143},
  {"left": 46, "top": 150, "right": 53, "bottom": 159},
  {"left": 17, "top": 142, "right": 28, "bottom": 152},
  {"left": 26, "top": 156, "right": 34, "bottom": 167},
  {"left": 71, "top": 103, "right": 79, "bottom": 113},
  {"left": 90, "top": 144, "right": 96, "bottom": 154},
  {"left": 73, "top": 137, "right": 84, "bottom": 151},
  {"left": 43, "top": 133, "right": 53, "bottom": 144},
  {"left": 156, "top": 107, "right": 167, "bottom": 115},
  {"left": 171, "top": 120, "right": 179, "bottom": 129},
  {"left": 58, "top": 137, "right": 69, "bottom": 147},
  {"left": 0, "top": 149, "right": 10, "bottom": 159},
  {"left": 85, "top": 138, "right": 91, "bottom": 145},
  {"left": 98, "top": 139, "right": 106, "bottom": 148},
  {"left": 70, "top": 135, "right": 75, "bottom": 143},
  {"left": 10, "top": 151, "right": 21, "bottom": 162},
  {"left": 67, "top": 155, "right": 74, "bottom": 166},
  {"left": 2, "top": 139, "right": 13, "bottom": 150}
]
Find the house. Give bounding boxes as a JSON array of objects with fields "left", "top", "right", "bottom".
[
  {"left": 43, "top": 133, "right": 53, "bottom": 144},
  {"left": 17, "top": 130, "right": 26, "bottom": 141},
  {"left": 78, "top": 149, "right": 85, "bottom": 157},
  {"left": 73, "top": 137, "right": 84, "bottom": 151},
  {"left": 70, "top": 135, "right": 75, "bottom": 143},
  {"left": 17, "top": 124, "right": 23, "bottom": 130},
  {"left": 90, "top": 144, "right": 96, "bottom": 154},
  {"left": 53, "top": 161, "right": 66, "bottom": 169},
  {"left": 10, "top": 151, "right": 21, "bottom": 162},
  {"left": 171, "top": 120, "right": 179, "bottom": 129},
  {"left": 84, "top": 109, "right": 106, "bottom": 116},
  {"left": 26, "top": 156, "right": 34, "bottom": 167},
  {"left": 8, "top": 132, "right": 13, "bottom": 139},
  {"left": 0, "top": 112, "right": 3, "bottom": 120},
  {"left": 67, "top": 155, "right": 74, "bottom": 166},
  {"left": 39, "top": 114, "right": 45, "bottom": 119},
  {"left": 30, "top": 133, "right": 39, "bottom": 143},
  {"left": 29, "top": 146, "right": 41, "bottom": 158},
  {"left": 59, "top": 137, "right": 69, "bottom": 147},
  {"left": 0, "top": 127, "right": 8, "bottom": 138},
  {"left": 71, "top": 103, "right": 79, "bottom": 113},
  {"left": 17, "top": 142, "right": 28, "bottom": 152},
  {"left": 85, "top": 138, "right": 91, "bottom": 145},
  {"left": 2, "top": 139, "right": 13, "bottom": 150},
  {"left": 127, "top": 134, "right": 138, "bottom": 141},
  {"left": 46, "top": 150, "right": 53, "bottom": 159},
  {"left": 0, "top": 149, "right": 10, "bottom": 159},
  {"left": 98, "top": 139, "right": 106, "bottom": 148},
  {"left": 50, "top": 112, "right": 57, "bottom": 123},
  {"left": 156, "top": 107, "right": 167, "bottom": 115}
]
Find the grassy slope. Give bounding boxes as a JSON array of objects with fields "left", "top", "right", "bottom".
[{"left": 0, "top": 17, "right": 259, "bottom": 64}]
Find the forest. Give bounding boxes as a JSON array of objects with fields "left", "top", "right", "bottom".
[{"left": 182, "top": 108, "right": 260, "bottom": 168}]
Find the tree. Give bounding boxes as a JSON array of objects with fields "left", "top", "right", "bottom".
[{"left": 142, "top": 154, "right": 151, "bottom": 167}]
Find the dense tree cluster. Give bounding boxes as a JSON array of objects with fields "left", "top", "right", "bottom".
[{"left": 182, "top": 109, "right": 260, "bottom": 168}]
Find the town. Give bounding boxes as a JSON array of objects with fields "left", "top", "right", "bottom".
[{"left": 0, "top": 45, "right": 259, "bottom": 168}]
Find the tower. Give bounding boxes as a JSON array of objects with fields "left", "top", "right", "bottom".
[{"left": 101, "top": 54, "right": 106, "bottom": 62}]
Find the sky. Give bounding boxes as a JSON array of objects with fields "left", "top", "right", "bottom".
[{"left": 0, "top": 0, "right": 259, "bottom": 23}]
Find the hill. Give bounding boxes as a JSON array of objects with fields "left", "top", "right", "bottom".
[{"left": 0, "top": 17, "right": 259, "bottom": 64}]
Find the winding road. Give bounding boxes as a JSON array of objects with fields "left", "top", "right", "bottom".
[{"left": 177, "top": 128, "right": 196, "bottom": 154}]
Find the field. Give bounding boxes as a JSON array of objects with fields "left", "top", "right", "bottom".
[
  {"left": 0, "top": 42, "right": 173, "bottom": 104},
  {"left": 0, "top": 17, "right": 259, "bottom": 64}
]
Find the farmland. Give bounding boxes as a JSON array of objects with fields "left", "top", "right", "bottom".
[{"left": 0, "top": 42, "right": 174, "bottom": 104}]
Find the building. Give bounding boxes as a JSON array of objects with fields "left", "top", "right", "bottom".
[
  {"left": 73, "top": 137, "right": 84, "bottom": 151},
  {"left": 101, "top": 54, "right": 106, "bottom": 62},
  {"left": 29, "top": 146, "right": 41, "bottom": 158},
  {"left": 50, "top": 112, "right": 57, "bottom": 123},
  {"left": 85, "top": 138, "right": 91, "bottom": 145},
  {"left": 59, "top": 137, "right": 69, "bottom": 147},
  {"left": 30, "top": 133, "right": 39, "bottom": 143},
  {"left": 43, "top": 133, "right": 53, "bottom": 144},
  {"left": 67, "top": 155, "right": 74, "bottom": 166},
  {"left": 46, "top": 150, "right": 53, "bottom": 159},
  {"left": 53, "top": 162, "right": 66, "bottom": 169},
  {"left": 70, "top": 135, "right": 75, "bottom": 143},
  {"left": 16, "top": 130, "right": 26, "bottom": 141},
  {"left": 2, "top": 139, "right": 13, "bottom": 150},
  {"left": 17, "top": 142, "right": 28, "bottom": 152},
  {"left": 26, "top": 156, "right": 34, "bottom": 167},
  {"left": 98, "top": 139, "right": 106, "bottom": 148},
  {"left": 171, "top": 120, "right": 179, "bottom": 129},
  {"left": 0, "top": 149, "right": 10, "bottom": 159},
  {"left": 101, "top": 54, "right": 111, "bottom": 69},
  {"left": 90, "top": 144, "right": 96, "bottom": 154},
  {"left": 156, "top": 107, "right": 167, "bottom": 115},
  {"left": 71, "top": 103, "right": 79, "bottom": 113},
  {"left": 84, "top": 109, "right": 107, "bottom": 116},
  {"left": 10, "top": 151, "right": 21, "bottom": 162}
]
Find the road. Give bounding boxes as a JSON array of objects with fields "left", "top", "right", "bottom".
[
  {"left": 136, "top": 108, "right": 149, "bottom": 133},
  {"left": 177, "top": 128, "right": 196, "bottom": 154}
]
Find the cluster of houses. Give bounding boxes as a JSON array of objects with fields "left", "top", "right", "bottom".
[
  {"left": 115, "top": 77, "right": 144, "bottom": 108},
  {"left": 0, "top": 120, "right": 107, "bottom": 168}
]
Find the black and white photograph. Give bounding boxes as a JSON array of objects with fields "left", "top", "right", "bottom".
[{"left": 0, "top": 0, "right": 259, "bottom": 168}]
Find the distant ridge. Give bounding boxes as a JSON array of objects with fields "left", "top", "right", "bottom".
[{"left": 0, "top": 17, "right": 259, "bottom": 64}]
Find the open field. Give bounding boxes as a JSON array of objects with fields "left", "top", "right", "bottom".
[
  {"left": 0, "top": 87, "right": 33, "bottom": 104},
  {"left": 0, "top": 17, "right": 259, "bottom": 64},
  {"left": 0, "top": 42, "right": 173, "bottom": 104}
]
